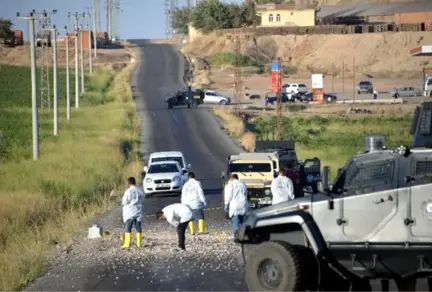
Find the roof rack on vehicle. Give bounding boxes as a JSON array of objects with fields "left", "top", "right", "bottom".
[{"left": 254, "top": 140, "right": 295, "bottom": 152}]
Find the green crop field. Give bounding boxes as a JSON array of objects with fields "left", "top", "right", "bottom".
[
  {"left": 0, "top": 59, "right": 140, "bottom": 291},
  {"left": 250, "top": 115, "right": 413, "bottom": 178}
]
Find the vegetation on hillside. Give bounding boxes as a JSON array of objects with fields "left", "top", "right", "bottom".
[
  {"left": 0, "top": 50, "right": 140, "bottom": 290},
  {"left": 172, "top": 0, "right": 259, "bottom": 34}
]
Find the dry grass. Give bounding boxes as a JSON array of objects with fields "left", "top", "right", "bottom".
[
  {"left": 0, "top": 46, "right": 140, "bottom": 291},
  {"left": 213, "top": 108, "right": 256, "bottom": 151}
]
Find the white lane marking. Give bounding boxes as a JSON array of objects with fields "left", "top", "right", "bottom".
[{"left": 171, "top": 112, "right": 179, "bottom": 124}]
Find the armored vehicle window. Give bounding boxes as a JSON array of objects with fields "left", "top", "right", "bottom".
[
  {"left": 229, "top": 163, "right": 272, "bottom": 173},
  {"left": 415, "top": 160, "right": 432, "bottom": 176},
  {"left": 345, "top": 160, "right": 395, "bottom": 193}
]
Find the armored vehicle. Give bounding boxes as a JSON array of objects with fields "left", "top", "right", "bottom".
[
  {"left": 254, "top": 140, "right": 321, "bottom": 195},
  {"left": 235, "top": 102, "right": 432, "bottom": 291},
  {"left": 166, "top": 87, "right": 204, "bottom": 109},
  {"left": 221, "top": 153, "right": 275, "bottom": 210}
]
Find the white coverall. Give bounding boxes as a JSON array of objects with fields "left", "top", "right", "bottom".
[
  {"left": 121, "top": 185, "right": 144, "bottom": 222},
  {"left": 162, "top": 203, "right": 193, "bottom": 227},
  {"left": 181, "top": 178, "right": 206, "bottom": 210},
  {"left": 271, "top": 175, "right": 294, "bottom": 205},
  {"left": 224, "top": 180, "right": 249, "bottom": 218}
]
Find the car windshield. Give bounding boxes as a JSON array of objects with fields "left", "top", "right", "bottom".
[
  {"left": 148, "top": 163, "right": 179, "bottom": 174},
  {"left": 359, "top": 81, "right": 371, "bottom": 86},
  {"left": 299, "top": 84, "right": 306, "bottom": 88},
  {"left": 151, "top": 156, "right": 184, "bottom": 168},
  {"left": 229, "top": 163, "right": 272, "bottom": 172},
  {"left": 330, "top": 160, "right": 354, "bottom": 194}
]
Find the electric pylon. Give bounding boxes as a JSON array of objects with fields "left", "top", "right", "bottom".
[
  {"left": 34, "top": 10, "right": 57, "bottom": 110},
  {"left": 227, "top": 33, "right": 249, "bottom": 115}
]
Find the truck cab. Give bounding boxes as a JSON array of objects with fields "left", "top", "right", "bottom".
[{"left": 221, "top": 153, "right": 275, "bottom": 208}]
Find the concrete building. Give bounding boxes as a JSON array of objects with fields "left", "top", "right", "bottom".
[{"left": 255, "top": 3, "right": 316, "bottom": 27}]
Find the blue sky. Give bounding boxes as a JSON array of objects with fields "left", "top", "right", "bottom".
[{"left": 1, "top": 0, "right": 242, "bottom": 40}]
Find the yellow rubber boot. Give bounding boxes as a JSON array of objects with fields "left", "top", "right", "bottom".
[
  {"left": 188, "top": 221, "right": 195, "bottom": 235},
  {"left": 136, "top": 232, "right": 142, "bottom": 248},
  {"left": 121, "top": 232, "right": 131, "bottom": 248},
  {"left": 198, "top": 219, "right": 208, "bottom": 235}
]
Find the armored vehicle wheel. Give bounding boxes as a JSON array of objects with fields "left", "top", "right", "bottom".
[
  {"left": 245, "top": 241, "right": 311, "bottom": 291},
  {"left": 167, "top": 101, "right": 174, "bottom": 109}
]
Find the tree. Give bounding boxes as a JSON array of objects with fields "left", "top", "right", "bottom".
[
  {"left": 191, "top": 0, "right": 232, "bottom": 33},
  {"left": 0, "top": 18, "right": 14, "bottom": 45},
  {"left": 172, "top": 7, "right": 193, "bottom": 35}
]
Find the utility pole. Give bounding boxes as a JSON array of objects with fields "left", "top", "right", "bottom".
[
  {"left": 84, "top": 8, "right": 93, "bottom": 74},
  {"left": 107, "top": 0, "right": 111, "bottom": 40},
  {"left": 94, "top": 0, "right": 101, "bottom": 32},
  {"left": 353, "top": 57, "right": 356, "bottom": 103},
  {"left": 227, "top": 33, "right": 250, "bottom": 115},
  {"left": 68, "top": 12, "right": 85, "bottom": 108},
  {"left": 92, "top": 0, "right": 98, "bottom": 58},
  {"left": 80, "top": 24, "right": 85, "bottom": 92},
  {"left": 276, "top": 58, "right": 283, "bottom": 140},
  {"left": 65, "top": 26, "right": 71, "bottom": 120},
  {"left": 52, "top": 25, "right": 58, "bottom": 136},
  {"left": 17, "top": 11, "right": 39, "bottom": 160}
]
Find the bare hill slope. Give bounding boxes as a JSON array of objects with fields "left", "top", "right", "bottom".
[{"left": 182, "top": 31, "right": 432, "bottom": 78}]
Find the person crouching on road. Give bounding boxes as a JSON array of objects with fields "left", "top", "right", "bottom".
[
  {"left": 224, "top": 174, "right": 249, "bottom": 233},
  {"left": 271, "top": 167, "right": 294, "bottom": 205},
  {"left": 121, "top": 177, "right": 144, "bottom": 248},
  {"left": 157, "top": 203, "right": 193, "bottom": 251},
  {"left": 181, "top": 171, "right": 208, "bottom": 235}
]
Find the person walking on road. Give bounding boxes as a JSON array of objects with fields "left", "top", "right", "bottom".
[
  {"left": 373, "top": 88, "right": 378, "bottom": 100},
  {"left": 271, "top": 168, "right": 295, "bottom": 205},
  {"left": 121, "top": 177, "right": 144, "bottom": 248},
  {"left": 181, "top": 172, "right": 208, "bottom": 235},
  {"left": 157, "top": 203, "right": 193, "bottom": 251},
  {"left": 224, "top": 174, "right": 249, "bottom": 233}
]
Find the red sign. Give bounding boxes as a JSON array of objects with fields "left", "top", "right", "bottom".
[
  {"left": 271, "top": 71, "right": 280, "bottom": 93},
  {"left": 312, "top": 88, "right": 324, "bottom": 102}
]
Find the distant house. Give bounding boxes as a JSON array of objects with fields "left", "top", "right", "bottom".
[{"left": 255, "top": 3, "right": 316, "bottom": 27}]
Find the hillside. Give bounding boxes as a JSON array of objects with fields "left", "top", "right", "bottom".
[{"left": 182, "top": 31, "right": 432, "bottom": 79}]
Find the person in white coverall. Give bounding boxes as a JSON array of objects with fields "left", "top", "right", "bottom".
[
  {"left": 224, "top": 173, "right": 249, "bottom": 233},
  {"left": 181, "top": 172, "right": 208, "bottom": 235},
  {"left": 157, "top": 203, "right": 193, "bottom": 251},
  {"left": 271, "top": 167, "right": 294, "bottom": 205},
  {"left": 121, "top": 177, "right": 144, "bottom": 248}
]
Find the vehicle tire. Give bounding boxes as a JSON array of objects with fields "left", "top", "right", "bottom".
[
  {"left": 245, "top": 241, "right": 311, "bottom": 291},
  {"left": 357, "top": 91, "right": 361, "bottom": 95},
  {"left": 167, "top": 101, "right": 173, "bottom": 109},
  {"left": 219, "top": 100, "right": 227, "bottom": 105}
]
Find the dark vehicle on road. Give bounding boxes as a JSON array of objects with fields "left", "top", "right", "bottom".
[
  {"left": 293, "top": 92, "right": 337, "bottom": 103},
  {"left": 236, "top": 101, "right": 432, "bottom": 292},
  {"left": 166, "top": 87, "right": 204, "bottom": 109},
  {"left": 357, "top": 80, "right": 374, "bottom": 94},
  {"left": 265, "top": 93, "right": 292, "bottom": 105}
]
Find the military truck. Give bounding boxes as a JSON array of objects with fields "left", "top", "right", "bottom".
[
  {"left": 166, "top": 87, "right": 204, "bottom": 109},
  {"left": 254, "top": 140, "right": 321, "bottom": 195},
  {"left": 235, "top": 102, "right": 432, "bottom": 291},
  {"left": 221, "top": 153, "right": 275, "bottom": 211}
]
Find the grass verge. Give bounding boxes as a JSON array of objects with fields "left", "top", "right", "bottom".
[
  {"left": 213, "top": 108, "right": 412, "bottom": 179},
  {"left": 0, "top": 46, "right": 140, "bottom": 291}
]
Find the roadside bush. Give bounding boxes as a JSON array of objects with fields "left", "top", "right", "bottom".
[{"left": 210, "top": 52, "right": 258, "bottom": 67}]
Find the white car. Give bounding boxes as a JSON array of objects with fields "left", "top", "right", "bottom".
[
  {"left": 282, "top": 83, "right": 308, "bottom": 94},
  {"left": 203, "top": 90, "right": 231, "bottom": 105},
  {"left": 145, "top": 151, "right": 191, "bottom": 172},
  {"left": 143, "top": 161, "right": 187, "bottom": 198}
]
